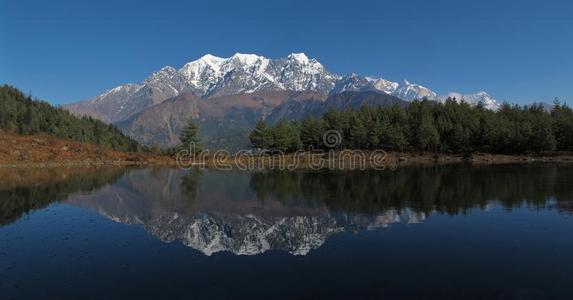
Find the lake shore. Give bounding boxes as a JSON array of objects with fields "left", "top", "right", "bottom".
[
  {"left": 3, "top": 132, "right": 573, "bottom": 169},
  {"left": 0, "top": 132, "right": 172, "bottom": 168},
  {"left": 192, "top": 151, "right": 573, "bottom": 170},
  {"left": 2, "top": 150, "right": 573, "bottom": 169}
]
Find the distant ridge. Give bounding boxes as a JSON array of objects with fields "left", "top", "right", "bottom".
[{"left": 65, "top": 53, "right": 500, "bottom": 124}]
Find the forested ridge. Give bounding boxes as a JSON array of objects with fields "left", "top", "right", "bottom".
[
  {"left": 250, "top": 98, "right": 573, "bottom": 154},
  {"left": 0, "top": 85, "right": 142, "bottom": 152}
]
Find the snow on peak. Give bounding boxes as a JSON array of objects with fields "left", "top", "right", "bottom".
[
  {"left": 156, "top": 66, "right": 176, "bottom": 73},
  {"left": 171, "top": 52, "right": 337, "bottom": 97},
  {"left": 437, "top": 91, "right": 500, "bottom": 110},
  {"left": 200, "top": 53, "right": 224, "bottom": 61},
  {"left": 183, "top": 54, "right": 225, "bottom": 70},
  {"left": 288, "top": 53, "right": 310, "bottom": 64},
  {"left": 231, "top": 53, "right": 265, "bottom": 65},
  {"left": 390, "top": 80, "right": 437, "bottom": 100}
]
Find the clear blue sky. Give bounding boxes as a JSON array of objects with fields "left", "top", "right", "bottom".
[{"left": 1, "top": 0, "right": 572, "bottom": 105}]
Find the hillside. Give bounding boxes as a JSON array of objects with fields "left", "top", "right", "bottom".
[
  {"left": 266, "top": 91, "right": 408, "bottom": 122},
  {"left": 0, "top": 85, "right": 142, "bottom": 152},
  {"left": 0, "top": 132, "right": 167, "bottom": 166},
  {"left": 117, "top": 90, "right": 407, "bottom": 149},
  {"left": 117, "top": 90, "right": 326, "bottom": 149}
]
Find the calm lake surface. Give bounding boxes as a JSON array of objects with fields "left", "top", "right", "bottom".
[{"left": 1, "top": 164, "right": 572, "bottom": 299}]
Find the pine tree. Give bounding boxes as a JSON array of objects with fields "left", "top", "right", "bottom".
[
  {"left": 249, "top": 119, "right": 272, "bottom": 149},
  {"left": 552, "top": 99, "right": 573, "bottom": 150},
  {"left": 528, "top": 104, "right": 556, "bottom": 151},
  {"left": 246, "top": 93, "right": 571, "bottom": 155},
  {"left": 179, "top": 117, "right": 202, "bottom": 153},
  {"left": 271, "top": 119, "right": 292, "bottom": 152},
  {"left": 417, "top": 119, "right": 440, "bottom": 152},
  {"left": 349, "top": 114, "right": 368, "bottom": 149},
  {"left": 287, "top": 121, "right": 303, "bottom": 151}
]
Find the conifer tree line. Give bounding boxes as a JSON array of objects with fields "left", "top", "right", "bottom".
[
  {"left": 250, "top": 98, "right": 573, "bottom": 154},
  {"left": 0, "top": 85, "right": 142, "bottom": 152}
]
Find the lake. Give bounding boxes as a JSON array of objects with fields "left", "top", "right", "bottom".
[{"left": 1, "top": 164, "right": 572, "bottom": 299}]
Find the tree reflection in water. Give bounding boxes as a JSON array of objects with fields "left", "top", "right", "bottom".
[{"left": 2, "top": 164, "right": 572, "bottom": 255}]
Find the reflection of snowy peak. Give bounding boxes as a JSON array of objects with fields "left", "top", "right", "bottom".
[
  {"left": 65, "top": 168, "right": 428, "bottom": 256},
  {"left": 139, "top": 210, "right": 426, "bottom": 256},
  {"left": 72, "top": 192, "right": 427, "bottom": 256}
]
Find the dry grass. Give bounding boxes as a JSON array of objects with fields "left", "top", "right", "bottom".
[{"left": 0, "top": 132, "right": 173, "bottom": 167}]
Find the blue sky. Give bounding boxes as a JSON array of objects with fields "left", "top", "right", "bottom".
[{"left": 1, "top": 0, "right": 572, "bottom": 105}]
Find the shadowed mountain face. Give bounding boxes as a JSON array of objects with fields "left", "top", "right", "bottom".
[
  {"left": 114, "top": 93, "right": 201, "bottom": 149},
  {"left": 266, "top": 90, "right": 408, "bottom": 123},
  {"left": 115, "top": 90, "right": 327, "bottom": 149},
  {"left": 4, "top": 164, "right": 571, "bottom": 256},
  {"left": 117, "top": 90, "right": 407, "bottom": 149}
]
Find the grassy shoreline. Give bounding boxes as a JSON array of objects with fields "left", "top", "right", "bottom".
[
  {"left": 2, "top": 151, "right": 573, "bottom": 169},
  {"left": 3, "top": 132, "right": 573, "bottom": 169}
]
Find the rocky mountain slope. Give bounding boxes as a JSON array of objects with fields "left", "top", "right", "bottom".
[
  {"left": 117, "top": 91, "right": 407, "bottom": 148},
  {"left": 116, "top": 90, "right": 326, "bottom": 148}
]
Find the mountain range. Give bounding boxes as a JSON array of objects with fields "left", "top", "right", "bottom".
[{"left": 65, "top": 53, "right": 500, "bottom": 148}]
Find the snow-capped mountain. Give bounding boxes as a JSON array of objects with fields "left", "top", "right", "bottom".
[
  {"left": 329, "top": 75, "right": 437, "bottom": 101},
  {"left": 178, "top": 53, "right": 338, "bottom": 97},
  {"left": 393, "top": 80, "right": 438, "bottom": 101},
  {"left": 366, "top": 76, "right": 401, "bottom": 95},
  {"left": 65, "top": 52, "right": 500, "bottom": 123},
  {"left": 437, "top": 91, "right": 500, "bottom": 110},
  {"left": 67, "top": 53, "right": 339, "bottom": 123},
  {"left": 330, "top": 73, "right": 379, "bottom": 94}
]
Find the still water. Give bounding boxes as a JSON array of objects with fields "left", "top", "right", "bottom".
[{"left": 1, "top": 164, "right": 572, "bottom": 299}]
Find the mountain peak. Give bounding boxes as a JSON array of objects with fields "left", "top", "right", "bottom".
[
  {"left": 200, "top": 53, "right": 224, "bottom": 61},
  {"left": 144, "top": 66, "right": 179, "bottom": 83},
  {"left": 287, "top": 53, "right": 310, "bottom": 64},
  {"left": 231, "top": 53, "right": 264, "bottom": 64},
  {"left": 157, "top": 66, "right": 177, "bottom": 74}
]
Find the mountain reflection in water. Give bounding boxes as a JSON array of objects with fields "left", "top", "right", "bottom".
[{"left": 1, "top": 164, "right": 572, "bottom": 256}]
